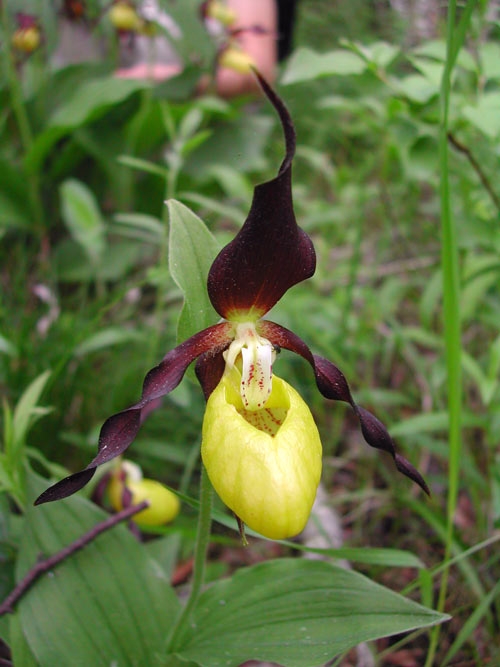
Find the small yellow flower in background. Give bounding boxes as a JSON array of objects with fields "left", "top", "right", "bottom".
[
  {"left": 204, "top": 0, "right": 237, "bottom": 27},
  {"left": 11, "top": 14, "right": 41, "bottom": 54},
  {"left": 108, "top": 1, "right": 143, "bottom": 33},
  {"left": 108, "top": 460, "right": 180, "bottom": 528},
  {"left": 219, "top": 46, "right": 256, "bottom": 74}
]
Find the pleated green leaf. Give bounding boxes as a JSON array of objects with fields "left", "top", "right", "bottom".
[
  {"left": 25, "top": 78, "right": 150, "bottom": 172},
  {"left": 174, "top": 559, "right": 448, "bottom": 667},
  {"left": 60, "top": 179, "right": 106, "bottom": 264},
  {"left": 17, "top": 474, "right": 180, "bottom": 667},
  {"left": 282, "top": 47, "right": 367, "bottom": 85},
  {"left": 9, "top": 614, "right": 38, "bottom": 667},
  {"left": 167, "top": 199, "right": 220, "bottom": 341}
]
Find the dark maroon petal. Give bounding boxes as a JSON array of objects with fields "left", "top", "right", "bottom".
[
  {"left": 258, "top": 318, "right": 311, "bottom": 357},
  {"left": 34, "top": 469, "right": 97, "bottom": 505},
  {"left": 140, "top": 322, "right": 232, "bottom": 403},
  {"left": 259, "top": 320, "right": 430, "bottom": 495},
  {"left": 195, "top": 351, "right": 226, "bottom": 400},
  {"left": 394, "top": 453, "right": 430, "bottom": 493},
  {"left": 139, "top": 397, "right": 163, "bottom": 423},
  {"left": 303, "top": 351, "right": 354, "bottom": 403},
  {"left": 354, "top": 406, "right": 429, "bottom": 493},
  {"left": 207, "top": 72, "right": 316, "bottom": 320},
  {"left": 35, "top": 322, "right": 233, "bottom": 505}
]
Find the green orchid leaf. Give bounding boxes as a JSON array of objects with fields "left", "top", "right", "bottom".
[
  {"left": 60, "top": 179, "right": 106, "bottom": 264},
  {"left": 73, "top": 327, "right": 147, "bottom": 357},
  {"left": 0, "top": 333, "right": 18, "bottom": 358},
  {"left": 462, "top": 93, "right": 500, "bottom": 139},
  {"left": 184, "top": 115, "right": 274, "bottom": 177},
  {"left": 163, "top": 483, "right": 424, "bottom": 568},
  {"left": 17, "top": 473, "right": 180, "bottom": 667},
  {"left": 161, "top": 0, "right": 216, "bottom": 68},
  {"left": 25, "top": 77, "right": 150, "bottom": 172},
  {"left": 49, "top": 78, "right": 146, "bottom": 128},
  {"left": 479, "top": 42, "right": 500, "bottom": 80},
  {"left": 54, "top": 238, "right": 146, "bottom": 282},
  {"left": 389, "top": 410, "right": 483, "bottom": 438},
  {"left": 12, "top": 371, "right": 52, "bottom": 453},
  {"left": 173, "top": 559, "right": 448, "bottom": 667},
  {"left": 167, "top": 199, "right": 220, "bottom": 341},
  {"left": 0, "top": 159, "right": 33, "bottom": 232},
  {"left": 9, "top": 614, "right": 38, "bottom": 667},
  {"left": 281, "top": 47, "right": 367, "bottom": 85},
  {"left": 396, "top": 74, "right": 439, "bottom": 103}
]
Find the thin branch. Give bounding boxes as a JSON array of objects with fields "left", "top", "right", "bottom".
[
  {"left": 447, "top": 131, "right": 500, "bottom": 211},
  {"left": 0, "top": 501, "right": 149, "bottom": 616}
]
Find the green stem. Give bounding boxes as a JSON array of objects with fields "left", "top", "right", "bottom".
[
  {"left": 425, "top": 0, "right": 477, "bottom": 663},
  {"left": 164, "top": 465, "right": 214, "bottom": 656},
  {"left": 1, "top": 5, "right": 45, "bottom": 236}
]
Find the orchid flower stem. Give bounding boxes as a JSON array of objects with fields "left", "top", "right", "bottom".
[
  {"left": 0, "top": 5, "right": 45, "bottom": 238},
  {"left": 165, "top": 465, "right": 214, "bottom": 655}
]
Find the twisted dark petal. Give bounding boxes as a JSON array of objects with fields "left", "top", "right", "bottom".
[
  {"left": 140, "top": 322, "right": 232, "bottom": 403},
  {"left": 207, "top": 72, "right": 316, "bottom": 321},
  {"left": 354, "top": 405, "right": 396, "bottom": 455},
  {"left": 394, "top": 453, "right": 430, "bottom": 492},
  {"left": 354, "top": 406, "right": 430, "bottom": 493},
  {"left": 34, "top": 469, "right": 97, "bottom": 505},
  {"left": 259, "top": 320, "right": 430, "bottom": 495},
  {"left": 309, "top": 354, "right": 354, "bottom": 403},
  {"left": 139, "top": 397, "right": 163, "bottom": 423},
  {"left": 195, "top": 351, "right": 226, "bottom": 400},
  {"left": 35, "top": 322, "right": 233, "bottom": 505},
  {"left": 259, "top": 319, "right": 315, "bottom": 361}
]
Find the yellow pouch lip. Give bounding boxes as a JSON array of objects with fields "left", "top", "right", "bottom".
[{"left": 202, "top": 370, "right": 322, "bottom": 540}]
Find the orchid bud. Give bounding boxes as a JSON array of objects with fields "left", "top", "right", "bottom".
[{"left": 202, "top": 368, "right": 322, "bottom": 540}]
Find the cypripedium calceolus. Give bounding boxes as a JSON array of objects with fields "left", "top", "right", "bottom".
[
  {"left": 35, "top": 72, "right": 429, "bottom": 539},
  {"left": 108, "top": 460, "right": 180, "bottom": 528},
  {"left": 11, "top": 13, "right": 42, "bottom": 54}
]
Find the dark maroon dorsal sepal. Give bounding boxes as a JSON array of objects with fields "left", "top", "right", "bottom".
[{"left": 207, "top": 73, "right": 316, "bottom": 321}]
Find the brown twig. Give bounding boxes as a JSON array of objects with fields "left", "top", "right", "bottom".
[
  {"left": 447, "top": 131, "right": 500, "bottom": 211},
  {"left": 0, "top": 501, "right": 149, "bottom": 616}
]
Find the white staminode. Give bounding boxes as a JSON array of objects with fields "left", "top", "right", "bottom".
[
  {"left": 224, "top": 322, "right": 276, "bottom": 411},
  {"left": 120, "top": 460, "right": 143, "bottom": 482}
]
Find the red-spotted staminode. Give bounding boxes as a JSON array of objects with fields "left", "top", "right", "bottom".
[{"left": 36, "top": 73, "right": 429, "bottom": 539}]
